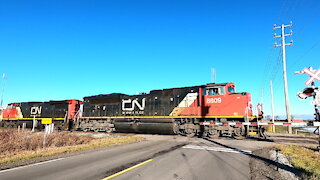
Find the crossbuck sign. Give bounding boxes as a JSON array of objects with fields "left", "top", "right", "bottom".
[{"left": 296, "top": 67, "right": 320, "bottom": 86}]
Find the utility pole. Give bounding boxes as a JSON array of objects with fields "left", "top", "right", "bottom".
[
  {"left": 274, "top": 21, "right": 293, "bottom": 134},
  {"left": 260, "top": 88, "right": 264, "bottom": 105},
  {"left": 211, "top": 68, "right": 216, "bottom": 83},
  {"left": 0, "top": 73, "right": 6, "bottom": 108},
  {"left": 270, "top": 80, "right": 275, "bottom": 132}
]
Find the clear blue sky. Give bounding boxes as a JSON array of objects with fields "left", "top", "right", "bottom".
[{"left": 0, "top": 0, "right": 319, "bottom": 117}]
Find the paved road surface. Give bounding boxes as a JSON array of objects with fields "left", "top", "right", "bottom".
[
  {"left": 0, "top": 135, "right": 273, "bottom": 180},
  {"left": 113, "top": 137, "right": 255, "bottom": 180}
]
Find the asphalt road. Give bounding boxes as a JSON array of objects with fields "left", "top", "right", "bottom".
[
  {"left": 0, "top": 135, "right": 273, "bottom": 180},
  {"left": 112, "top": 138, "right": 253, "bottom": 180}
]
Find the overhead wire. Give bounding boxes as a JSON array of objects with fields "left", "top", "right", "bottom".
[
  {"left": 289, "top": 39, "right": 320, "bottom": 70},
  {"left": 270, "top": 49, "right": 283, "bottom": 81},
  {"left": 259, "top": 0, "right": 293, "bottom": 110},
  {"left": 260, "top": 0, "right": 291, "bottom": 91},
  {"left": 276, "top": 0, "right": 290, "bottom": 24},
  {"left": 262, "top": 0, "right": 320, "bottom": 115},
  {"left": 293, "top": 0, "right": 318, "bottom": 39},
  {"left": 287, "top": 0, "right": 320, "bottom": 71}
]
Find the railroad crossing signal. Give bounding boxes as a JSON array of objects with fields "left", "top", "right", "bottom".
[
  {"left": 295, "top": 67, "right": 320, "bottom": 86},
  {"left": 297, "top": 87, "right": 320, "bottom": 105},
  {"left": 295, "top": 66, "right": 320, "bottom": 121},
  {"left": 297, "top": 87, "right": 317, "bottom": 100}
]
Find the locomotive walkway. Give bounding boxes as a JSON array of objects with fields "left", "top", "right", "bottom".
[{"left": 0, "top": 134, "right": 297, "bottom": 180}]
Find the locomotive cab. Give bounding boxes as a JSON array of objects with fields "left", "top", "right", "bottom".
[
  {"left": 202, "top": 83, "right": 253, "bottom": 117},
  {"left": 203, "top": 83, "right": 235, "bottom": 96},
  {"left": 199, "top": 83, "right": 257, "bottom": 138},
  {"left": 1, "top": 103, "right": 23, "bottom": 119}
]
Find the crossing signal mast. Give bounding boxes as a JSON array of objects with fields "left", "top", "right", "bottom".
[
  {"left": 296, "top": 67, "right": 320, "bottom": 151},
  {"left": 274, "top": 21, "right": 293, "bottom": 134}
]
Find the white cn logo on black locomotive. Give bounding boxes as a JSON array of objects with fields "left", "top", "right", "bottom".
[
  {"left": 30, "top": 106, "right": 42, "bottom": 117},
  {"left": 122, "top": 98, "right": 146, "bottom": 115}
]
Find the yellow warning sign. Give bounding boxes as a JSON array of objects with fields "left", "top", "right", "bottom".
[{"left": 41, "top": 118, "right": 52, "bottom": 124}]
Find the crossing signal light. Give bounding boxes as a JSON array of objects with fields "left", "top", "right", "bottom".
[{"left": 297, "top": 87, "right": 315, "bottom": 99}]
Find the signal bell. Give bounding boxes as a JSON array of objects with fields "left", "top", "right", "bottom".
[{"left": 297, "top": 87, "right": 315, "bottom": 99}]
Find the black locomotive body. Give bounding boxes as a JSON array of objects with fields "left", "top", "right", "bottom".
[
  {"left": 20, "top": 101, "right": 69, "bottom": 118},
  {"left": 80, "top": 85, "right": 201, "bottom": 133},
  {"left": 1, "top": 100, "right": 81, "bottom": 130},
  {"left": 83, "top": 86, "right": 200, "bottom": 117}
]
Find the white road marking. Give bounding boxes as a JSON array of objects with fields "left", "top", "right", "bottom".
[
  {"left": 0, "top": 158, "right": 65, "bottom": 174},
  {"left": 182, "top": 145, "right": 252, "bottom": 154}
]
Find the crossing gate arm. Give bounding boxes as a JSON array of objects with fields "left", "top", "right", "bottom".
[{"left": 200, "top": 121, "right": 320, "bottom": 126}]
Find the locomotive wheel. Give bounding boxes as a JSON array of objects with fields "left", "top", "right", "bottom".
[
  {"left": 185, "top": 128, "right": 196, "bottom": 137},
  {"left": 172, "top": 122, "right": 180, "bottom": 135},
  {"left": 106, "top": 128, "right": 113, "bottom": 133},
  {"left": 208, "top": 129, "right": 220, "bottom": 139},
  {"left": 176, "top": 119, "right": 197, "bottom": 137},
  {"left": 233, "top": 127, "right": 246, "bottom": 140}
]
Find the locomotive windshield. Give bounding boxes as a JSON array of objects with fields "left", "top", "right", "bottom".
[
  {"left": 228, "top": 86, "right": 235, "bottom": 93},
  {"left": 204, "top": 87, "right": 225, "bottom": 95},
  {"left": 209, "top": 88, "right": 218, "bottom": 95}
]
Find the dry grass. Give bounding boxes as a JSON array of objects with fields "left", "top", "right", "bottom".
[
  {"left": 0, "top": 129, "right": 144, "bottom": 165},
  {"left": 277, "top": 145, "right": 320, "bottom": 179},
  {"left": 266, "top": 126, "right": 307, "bottom": 134},
  {"left": 0, "top": 129, "right": 93, "bottom": 153}
]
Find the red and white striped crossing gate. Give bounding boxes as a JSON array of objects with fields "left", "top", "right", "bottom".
[{"left": 200, "top": 121, "right": 320, "bottom": 126}]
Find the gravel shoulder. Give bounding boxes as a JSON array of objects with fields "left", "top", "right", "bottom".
[{"left": 250, "top": 147, "right": 302, "bottom": 180}]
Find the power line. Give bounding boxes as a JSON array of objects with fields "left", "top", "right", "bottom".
[
  {"left": 260, "top": 0, "right": 297, "bottom": 94},
  {"left": 288, "top": 0, "right": 299, "bottom": 19},
  {"left": 270, "top": 50, "right": 283, "bottom": 81},
  {"left": 260, "top": 44, "right": 277, "bottom": 89},
  {"left": 276, "top": 0, "right": 290, "bottom": 23},
  {"left": 294, "top": 0, "right": 320, "bottom": 40},
  {"left": 289, "top": 39, "right": 320, "bottom": 70}
]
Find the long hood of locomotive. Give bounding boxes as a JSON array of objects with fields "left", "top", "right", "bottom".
[
  {"left": 83, "top": 90, "right": 251, "bottom": 118},
  {"left": 3, "top": 102, "right": 69, "bottom": 119},
  {"left": 82, "top": 88, "right": 200, "bottom": 117}
]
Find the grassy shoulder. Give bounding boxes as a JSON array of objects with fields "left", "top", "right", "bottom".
[
  {"left": 265, "top": 126, "right": 314, "bottom": 135},
  {"left": 0, "top": 129, "right": 145, "bottom": 165},
  {"left": 277, "top": 145, "right": 320, "bottom": 179}
]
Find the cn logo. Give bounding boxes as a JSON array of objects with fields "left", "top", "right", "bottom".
[
  {"left": 122, "top": 98, "right": 146, "bottom": 111},
  {"left": 30, "top": 106, "right": 42, "bottom": 115}
]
